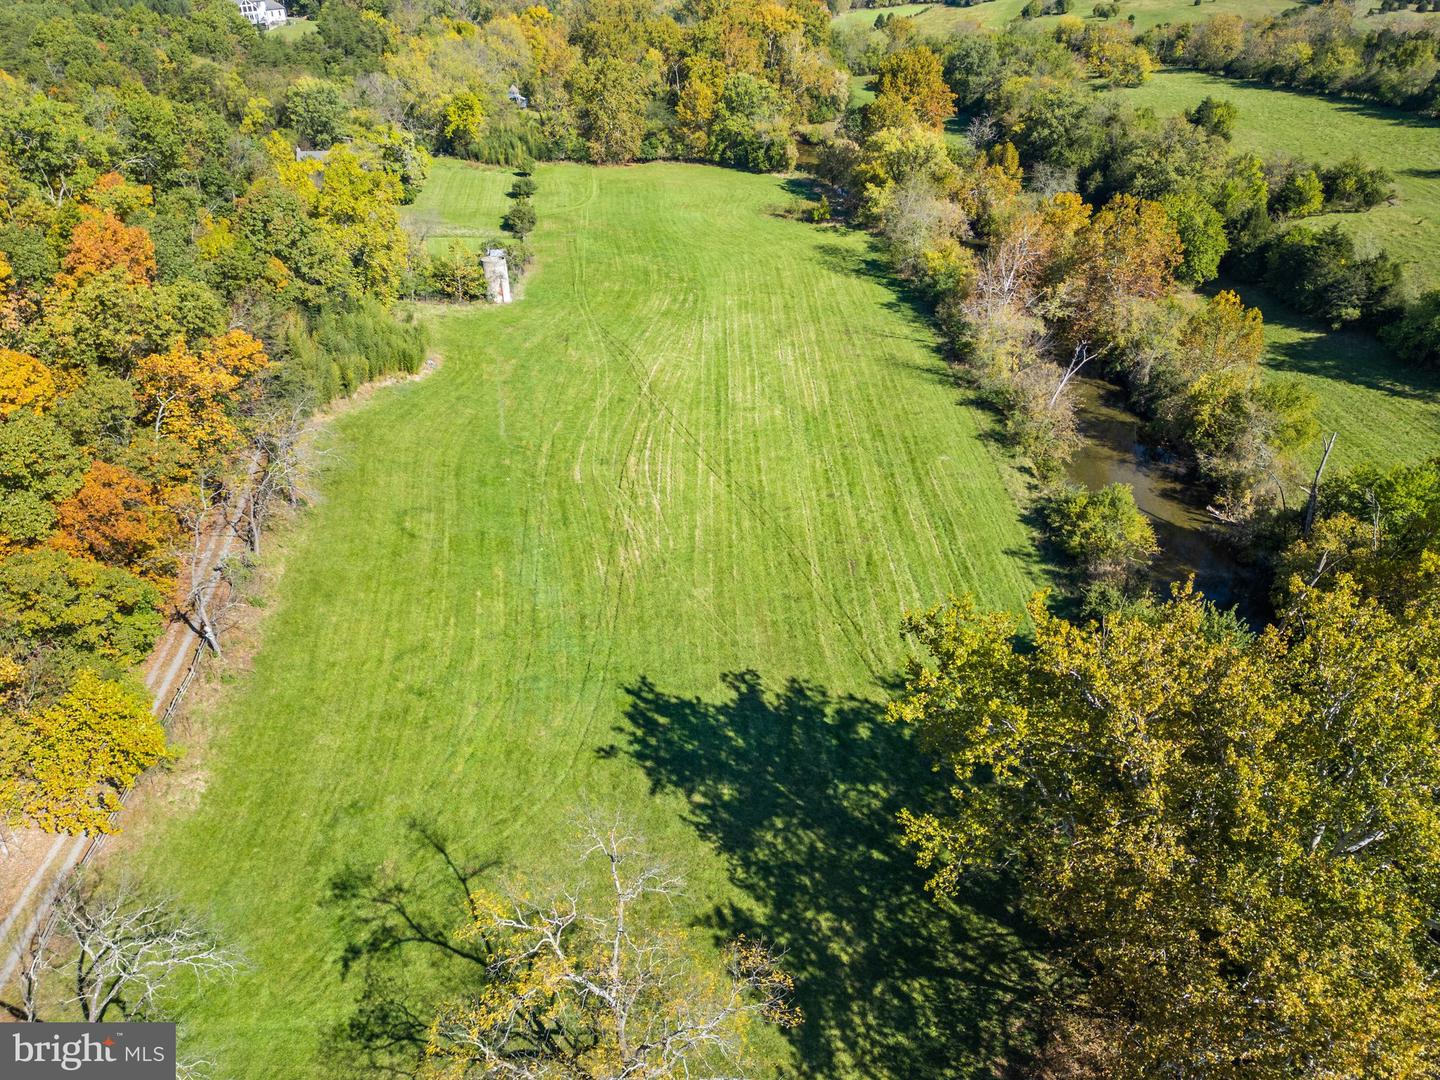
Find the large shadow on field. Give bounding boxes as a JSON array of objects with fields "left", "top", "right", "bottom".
[{"left": 612, "top": 671, "right": 1048, "bottom": 1079}]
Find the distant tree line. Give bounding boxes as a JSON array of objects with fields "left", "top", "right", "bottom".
[{"left": 1143, "top": 2, "right": 1440, "bottom": 115}]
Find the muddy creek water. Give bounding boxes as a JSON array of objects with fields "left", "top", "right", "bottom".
[{"left": 1065, "top": 377, "right": 1263, "bottom": 619}]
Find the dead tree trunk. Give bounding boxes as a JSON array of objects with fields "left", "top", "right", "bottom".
[
  {"left": 1050, "top": 342, "right": 1101, "bottom": 408},
  {"left": 1302, "top": 432, "right": 1339, "bottom": 539}
]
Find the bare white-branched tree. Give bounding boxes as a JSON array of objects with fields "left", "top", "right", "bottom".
[
  {"left": 1049, "top": 341, "right": 1105, "bottom": 408},
  {"left": 244, "top": 402, "right": 321, "bottom": 556},
  {"left": 1, "top": 877, "right": 242, "bottom": 1024},
  {"left": 0, "top": 909, "right": 57, "bottom": 1021},
  {"left": 965, "top": 113, "right": 998, "bottom": 148},
  {"left": 176, "top": 467, "right": 251, "bottom": 657},
  {"left": 424, "top": 815, "right": 800, "bottom": 1079},
  {"left": 178, "top": 471, "right": 226, "bottom": 655},
  {"left": 876, "top": 176, "right": 971, "bottom": 282},
  {"left": 55, "top": 877, "right": 244, "bottom": 1023}
]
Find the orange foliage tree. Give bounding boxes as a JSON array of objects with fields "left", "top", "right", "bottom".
[
  {"left": 58, "top": 209, "right": 157, "bottom": 287},
  {"left": 52, "top": 461, "right": 177, "bottom": 584},
  {"left": 132, "top": 330, "right": 270, "bottom": 451}
]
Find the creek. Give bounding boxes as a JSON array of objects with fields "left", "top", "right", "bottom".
[{"left": 1065, "top": 376, "right": 1265, "bottom": 621}]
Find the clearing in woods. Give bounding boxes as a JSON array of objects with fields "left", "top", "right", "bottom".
[{"left": 120, "top": 160, "right": 1051, "bottom": 1078}]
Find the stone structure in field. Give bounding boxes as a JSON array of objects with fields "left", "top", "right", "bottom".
[{"left": 481, "top": 248, "right": 513, "bottom": 304}]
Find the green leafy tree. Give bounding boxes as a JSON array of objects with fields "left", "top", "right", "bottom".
[
  {"left": 1272, "top": 168, "right": 1324, "bottom": 218},
  {"left": 0, "top": 548, "right": 163, "bottom": 667},
  {"left": 1043, "top": 482, "right": 1157, "bottom": 590},
  {"left": 285, "top": 77, "right": 349, "bottom": 150},
  {"left": 1186, "top": 95, "right": 1238, "bottom": 139},
  {"left": 1159, "top": 189, "right": 1228, "bottom": 285},
  {"left": 890, "top": 580, "right": 1440, "bottom": 1078},
  {"left": 1319, "top": 154, "right": 1394, "bottom": 211},
  {"left": 1263, "top": 224, "right": 1402, "bottom": 327},
  {"left": 502, "top": 197, "right": 536, "bottom": 238},
  {"left": 1383, "top": 289, "right": 1440, "bottom": 366},
  {"left": 0, "top": 412, "right": 85, "bottom": 547},
  {"left": 1277, "top": 456, "right": 1440, "bottom": 609},
  {"left": 572, "top": 57, "right": 655, "bottom": 164},
  {"left": 709, "top": 74, "right": 795, "bottom": 173}
]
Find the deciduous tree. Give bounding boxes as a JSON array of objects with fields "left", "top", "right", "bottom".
[
  {"left": 890, "top": 581, "right": 1440, "bottom": 1078},
  {"left": 0, "top": 411, "right": 85, "bottom": 548},
  {"left": 52, "top": 460, "right": 177, "bottom": 584},
  {"left": 0, "top": 547, "right": 163, "bottom": 667},
  {"left": 424, "top": 817, "right": 800, "bottom": 1079},
  {"left": 58, "top": 209, "right": 156, "bottom": 286},
  {"left": 0, "top": 877, "right": 241, "bottom": 1022},
  {"left": 133, "top": 330, "right": 270, "bottom": 452},
  {"left": 873, "top": 46, "right": 956, "bottom": 130},
  {"left": 0, "top": 348, "right": 57, "bottom": 416},
  {"left": 2, "top": 671, "right": 168, "bottom": 833}
]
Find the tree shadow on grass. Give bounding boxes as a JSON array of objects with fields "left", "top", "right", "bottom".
[
  {"left": 609, "top": 671, "right": 1050, "bottom": 1079},
  {"left": 813, "top": 239, "right": 939, "bottom": 324},
  {"left": 1215, "top": 277, "right": 1440, "bottom": 402}
]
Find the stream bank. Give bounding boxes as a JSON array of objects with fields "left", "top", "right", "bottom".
[{"left": 1065, "top": 377, "right": 1267, "bottom": 622}]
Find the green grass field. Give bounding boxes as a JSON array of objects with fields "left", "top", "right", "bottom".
[
  {"left": 264, "top": 17, "right": 317, "bottom": 41},
  {"left": 123, "top": 160, "right": 1051, "bottom": 1078},
  {"left": 404, "top": 159, "right": 516, "bottom": 255},
  {"left": 832, "top": 0, "right": 1293, "bottom": 36},
  {"left": 1230, "top": 281, "right": 1440, "bottom": 472},
  {"left": 1114, "top": 70, "right": 1440, "bottom": 292}
]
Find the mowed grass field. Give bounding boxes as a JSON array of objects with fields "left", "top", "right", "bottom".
[
  {"left": 1114, "top": 70, "right": 1440, "bottom": 292},
  {"left": 404, "top": 160, "right": 515, "bottom": 255},
  {"left": 122, "top": 160, "right": 1051, "bottom": 1078},
  {"left": 1236, "top": 281, "right": 1440, "bottom": 472},
  {"left": 831, "top": 0, "right": 1293, "bottom": 36}
]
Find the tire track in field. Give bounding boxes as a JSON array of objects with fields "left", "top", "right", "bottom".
[
  {"left": 469, "top": 169, "right": 654, "bottom": 838},
  {"left": 575, "top": 252, "right": 889, "bottom": 683}
]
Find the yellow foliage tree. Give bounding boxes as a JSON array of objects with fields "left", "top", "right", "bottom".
[
  {"left": 0, "top": 349, "right": 57, "bottom": 416},
  {"left": 2, "top": 670, "right": 169, "bottom": 834},
  {"left": 133, "top": 330, "right": 270, "bottom": 451}
]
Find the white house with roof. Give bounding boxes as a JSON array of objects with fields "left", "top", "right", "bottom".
[{"left": 235, "top": 0, "right": 287, "bottom": 29}]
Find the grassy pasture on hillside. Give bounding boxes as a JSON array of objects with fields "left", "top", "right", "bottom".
[
  {"left": 1113, "top": 70, "right": 1440, "bottom": 292},
  {"left": 1112, "top": 72, "right": 1440, "bottom": 470},
  {"left": 403, "top": 160, "right": 516, "bottom": 256},
  {"left": 264, "top": 16, "right": 317, "bottom": 41},
  {"left": 1231, "top": 280, "right": 1440, "bottom": 472},
  {"left": 122, "top": 160, "right": 1051, "bottom": 1079},
  {"left": 831, "top": 0, "right": 1293, "bottom": 36}
]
